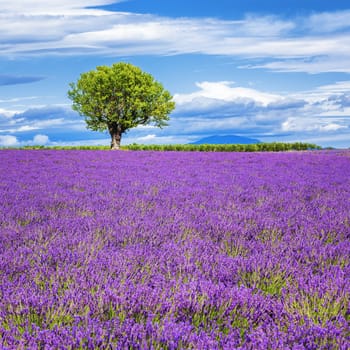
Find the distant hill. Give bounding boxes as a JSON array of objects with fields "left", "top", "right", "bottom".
[{"left": 190, "top": 135, "right": 261, "bottom": 145}]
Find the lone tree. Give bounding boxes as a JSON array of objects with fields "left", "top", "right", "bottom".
[{"left": 68, "top": 62, "right": 175, "bottom": 149}]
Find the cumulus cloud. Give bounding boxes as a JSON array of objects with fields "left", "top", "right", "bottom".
[
  {"left": 0, "top": 135, "right": 18, "bottom": 146},
  {"left": 174, "top": 81, "right": 283, "bottom": 107},
  {"left": 168, "top": 80, "right": 350, "bottom": 147},
  {"left": 1, "top": 1, "right": 350, "bottom": 73},
  {"left": 33, "top": 134, "right": 49, "bottom": 144},
  {"left": 0, "top": 80, "right": 349, "bottom": 148},
  {"left": 123, "top": 134, "right": 191, "bottom": 145},
  {"left": 0, "top": 105, "right": 84, "bottom": 134},
  {"left": 173, "top": 81, "right": 305, "bottom": 121},
  {"left": 137, "top": 134, "right": 157, "bottom": 142},
  {"left": 317, "top": 81, "right": 350, "bottom": 93},
  {"left": 0, "top": 104, "right": 111, "bottom": 144},
  {"left": 0, "top": 107, "right": 19, "bottom": 118},
  {"left": 281, "top": 118, "right": 348, "bottom": 133}
]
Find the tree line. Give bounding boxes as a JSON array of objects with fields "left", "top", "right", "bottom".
[{"left": 9, "top": 142, "right": 322, "bottom": 151}]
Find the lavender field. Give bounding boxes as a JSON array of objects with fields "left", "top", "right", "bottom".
[{"left": 0, "top": 150, "right": 349, "bottom": 349}]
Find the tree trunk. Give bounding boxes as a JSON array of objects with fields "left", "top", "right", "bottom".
[{"left": 108, "top": 124, "right": 122, "bottom": 150}]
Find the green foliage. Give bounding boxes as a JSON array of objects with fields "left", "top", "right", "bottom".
[
  {"left": 125, "top": 142, "right": 322, "bottom": 152},
  {"left": 67, "top": 62, "right": 175, "bottom": 148},
  {"left": 222, "top": 240, "right": 249, "bottom": 257},
  {"left": 238, "top": 268, "right": 289, "bottom": 297},
  {"left": 179, "top": 298, "right": 250, "bottom": 344},
  {"left": 2, "top": 142, "right": 323, "bottom": 151},
  {"left": 285, "top": 290, "right": 349, "bottom": 326}
]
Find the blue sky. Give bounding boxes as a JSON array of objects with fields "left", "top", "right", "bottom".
[{"left": 0, "top": 0, "right": 350, "bottom": 148}]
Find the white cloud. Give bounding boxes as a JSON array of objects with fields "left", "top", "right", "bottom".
[
  {"left": 183, "top": 117, "right": 248, "bottom": 133},
  {"left": 174, "top": 81, "right": 283, "bottom": 107},
  {"left": 33, "top": 134, "right": 49, "bottom": 144},
  {"left": 307, "top": 10, "right": 350, "bottom": 33},
  {"left": 1, "top": 118, "right": 69, "bottom": 133},
  {"left": 1, "top": 2, "right": 350, "bottom": 73},
  {"left": 234, "top": 15, "right": 295, "bottom": 36},
  {"left": 0, "top": 105, "right": 83, "bottom": 135},
  {"left": 16, "top": 125, "right": 38, "bottom": 132},
  {"left": 281, "top": 117, "right": 348, "bottom": 133},
  {"left": 1, "top": 79, "right": 349, "bottom": 148},
  {"left": 247, "top": 54, "right": 350, "bottom": 74},
  {"left": 321, "top": 123, "right": 347, "bottom": 132},
  {"left": 317, "top": 81, "right": 350, "bottom": 93},
  {"left": 137, "top": 134, "right": 157, "bottom": 142},
  {"left": 0, "top": 107, "right": 20, "bottom": 117},
  {"left": 0, "top": 96, "right": 40, "bottom": 104},
  {"left": 0, "top": 135, "right": 18, "bottom": 146},
  {"left": 124, "top": 134, "right": 191, "bottom": 145},
  {"left": 169, "top": 80, "right": 350, "bottom": 146},
  {"left": 0, "top": 0, "right": 119, "bottom": 15}
]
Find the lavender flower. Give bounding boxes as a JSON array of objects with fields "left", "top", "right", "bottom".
[{"left": 0, "top": 150, "right": 349, "bottom": 348}]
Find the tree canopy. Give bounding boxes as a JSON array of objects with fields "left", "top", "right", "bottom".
[{"left": 68, "top": 62, "right": 175, "bottom": 149}]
